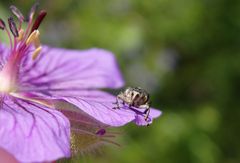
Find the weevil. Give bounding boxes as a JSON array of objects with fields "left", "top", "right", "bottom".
[{"left": 113, "top": 87, "right": 150, "bottom": 121}]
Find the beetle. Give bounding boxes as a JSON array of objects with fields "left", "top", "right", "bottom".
[{"left": 113, "top": 87, "right": 151, "bottom": 121}]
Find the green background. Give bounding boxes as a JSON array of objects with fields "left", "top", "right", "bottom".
[{"left": 0, "top": 0, "right": 240, "bottom": 163}]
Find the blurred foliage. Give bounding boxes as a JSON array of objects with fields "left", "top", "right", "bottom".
[{"left": 1, "top": 0, "right": 240, "bottom": 163}]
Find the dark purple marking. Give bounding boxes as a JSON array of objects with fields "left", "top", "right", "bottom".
[
  {"left": 0, "top": 18, "right": 5, "bottom": 30},
  {"left": 8, "top": 17, "right": 19, "bottom": 37},
  {"left": 30, "top": 10, "right": 47, "bottom": 33},
  {"left": 96, "top": 128, "right": 106, "bottom": 136}
]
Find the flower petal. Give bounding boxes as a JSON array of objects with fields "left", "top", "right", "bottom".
[
  {"left": 38, "top": 90, "right": 161, "bottom": 127},
  {"left": 19, "top": 46, "right": 124, "bottom": 91},
  {"left": 59, "top": 108, "right": 116, "bottom": 154},
  {"left": 0, "top": 96, "right": 71, "bottom": 163},
  {"left": 134, "top": 115, "right": 149, "bottom": 126},
  {"left": 134, "top": 108, "right": 162, "bottom": 126},
  {"left": 54, "top": 90, "right": 134, "bottom": 127}
]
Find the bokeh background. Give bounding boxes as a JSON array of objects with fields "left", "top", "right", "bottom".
[{"left": 1, "top": 0, "right": 240, "bottom": 163}]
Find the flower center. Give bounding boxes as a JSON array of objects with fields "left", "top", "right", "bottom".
[
  {"left": 0, "top": 72, "right": 12, "bottom": 92},
  {"left": 0, "top": 4, "right": 46, "bottom": 93}
]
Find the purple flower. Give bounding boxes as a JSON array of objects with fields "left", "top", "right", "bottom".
[{"left": 0, "top": 4, "right": 161, "bottom": 163}]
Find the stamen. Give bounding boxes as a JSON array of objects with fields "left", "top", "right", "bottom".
[
  {"left": 23, "top": 2, "right": 39, "bottom": 43},
  {"left": 17, "top": 29, "right": 24, "bottom": 41},
  {"left": 32, "top": 46, "right": 42, "bottom": 60},
  {"left": 0, "top": 19, "right": 6, "bottom": 30},
  {"left": 8, "top": 17, "right": 19, "bottom": 37},
  {"left": 4, "top": 26, "right": 13, "bottom": 50},
  {"left": 30, "top": 10, "right": 47, "bottom": 33},
  {"left": 26, "top": 30, "right": 40, "bottom": 47},
  {"left": 28, "top": 2, "right": 39, "bottom": 22},
  {"left": 10, "top": 5, "right": 25, "bottom": 21}
]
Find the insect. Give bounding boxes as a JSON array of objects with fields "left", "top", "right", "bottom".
[{"left": 113, "top": 87, "right": 151, "bottom": 121}]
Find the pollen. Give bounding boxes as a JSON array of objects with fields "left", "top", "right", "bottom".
[
  {"left": 26, "top": 30, "right": 41, "bottom": 48},
  {"left": 32, "top": 46, "right": 42, "bottom": 60},
  {"left": 17, "top": 29, "right": 24, "bottom": 42},
  {"left": 26, "top": 30, "right": 42, "bottom": 60}
]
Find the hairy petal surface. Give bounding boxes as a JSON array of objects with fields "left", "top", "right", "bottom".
[
  {"left": 39, "top": 90, "right": 161, "bottom": 126},
  {"left": 52, "top": 101, "right": 119, "bottom": 154},
  {"left": 19, "top": 46, "right": 124, "bottom": 91},
  {"left": 0, "top": 96, "right": 70, "bottom": 163}
]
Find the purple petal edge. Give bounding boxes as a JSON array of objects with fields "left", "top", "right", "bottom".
[
  {"left": 33, "top": 90, "right": 162, "bottom": 127},
  {"left": 134, "top": 108, "right": 162, "bottom": 126}
]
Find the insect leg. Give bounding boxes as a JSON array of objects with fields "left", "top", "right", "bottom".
[
  {"left": 113, "top": 96, "right": 120, "bottom": 109},
  {"left": 143, "top": 104, "right": 150, "bottom": 121},
  {"left": 143, "top": 109, "right": 148, "bottom": 114},
  {"left": 144, "top": 108, "right": 150, "bottom": 121},
  {"left": 139, "top": 104, "right": 151, "bottom": 125}
]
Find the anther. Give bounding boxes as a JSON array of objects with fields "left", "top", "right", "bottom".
[
  {"left": 32, "top": 46, "right": 42, "bottom": 60},
  {"left": 0, "top": 19, "right": 6, "bottom": 30},
  {"left": 17, "top": 29, "right": 24, "bottom": 41},
  {"left": 10, "top": 5, "right": 25, "bottom": 21},
  {"left": 30, "top": 10, "right": 47, "bottom": 33},
  {"left": 8, "top": 17, "right": 19, "bottom": 37},
  {"left": 26, "top": 30, "right": 40, "bottom": 47}
]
